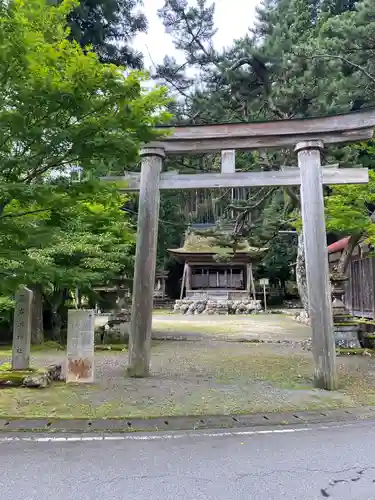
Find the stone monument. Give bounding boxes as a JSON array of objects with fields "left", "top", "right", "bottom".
[
  {"left": 12, "top": 286, "right": 33, "bottom": 370},
  {"left": 66, "top": 309, "right": 95, "bottom": 383}
]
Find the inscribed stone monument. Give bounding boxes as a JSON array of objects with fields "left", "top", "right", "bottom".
[
  {"left": 66, "top": 309, "right": 95, "bottom": 383},
  {"left": 12, "top": 286, "right": 33, "bottom": 370}
]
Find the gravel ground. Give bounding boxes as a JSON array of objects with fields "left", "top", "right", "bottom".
[{"left": 1, "top": 314, "right": 375, "bottom": 418}]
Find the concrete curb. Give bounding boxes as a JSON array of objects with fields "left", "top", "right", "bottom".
[{"left": 1, "top": 406, "right": 375, "bottom": 433}]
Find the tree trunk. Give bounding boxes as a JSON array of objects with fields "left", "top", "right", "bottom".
[
  {"left": 335, "top": 233, "right": 362, "bottom": 275},
  {"left": 296, "top": 232, "right": 309, "bottom": 313},
  {"left": 51, "top": 304, "right": 62, "bottom": 342},
  {"left": 30, "top": 285, "right": 44, "bottom": 345},
  {"left": 49, "top": 290, "right": 64, "bottom": 342}
]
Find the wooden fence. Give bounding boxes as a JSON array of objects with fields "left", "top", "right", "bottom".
[{"left": 345, "top": 257, "right": 375, "bottom": 318}]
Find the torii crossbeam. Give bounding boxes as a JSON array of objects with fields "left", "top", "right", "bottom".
[{"left": 104, "top": 109, "right": 375, "bottom": 390}]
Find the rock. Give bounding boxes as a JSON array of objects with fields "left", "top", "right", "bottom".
[
  {"left": 22, "top": 372, "right": 51, "bottom": 388},
  {"left": 195, "top": 302, "right": 206, "bottom": 314},
  {"left": 47, "top": 364, "right": 63, "bottom": 381},
  {"left": 108, "top": 309, "right": 131, "bottom": 325},
  {"left": 293, "top": 310, "right": 311, "bottom": 326},
  {"left": 172, "top": 298, "right": 263, "bottom": 315},
  {"left": 97, "top": 311, "right": 130, "bottom": 345},
  {"left": 300, "top": 338, "right": 312, "bottom": 351},
  {"left": 95, "top": 326, "right": 106, "bottom": 344},
  {"left": 0, "top": 364, "right": 64, "bottom": 389}
]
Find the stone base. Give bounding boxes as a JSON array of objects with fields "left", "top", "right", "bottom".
[
  {"left": 103, "top": 325, "right": 129, "bottom": 344},
  {"left": 333, "top": 323, "right": 360, "bottom": 348},
  {"left": 95, "top": 325, "right": 130, "bottom": 345},
  {"left": 173, "top": 299, "right": 262, "bottom": 315},
  {"left": 95, "top": 309, "right": 130, "bottom": 345}
]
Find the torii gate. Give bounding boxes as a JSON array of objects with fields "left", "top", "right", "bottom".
[{"left": 104, "top": 109, "right": 375, "bottom": 390}]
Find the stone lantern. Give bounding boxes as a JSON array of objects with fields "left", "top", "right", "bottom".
[{"left": 330, "top": 272, "right": 360, "bottom": 348}]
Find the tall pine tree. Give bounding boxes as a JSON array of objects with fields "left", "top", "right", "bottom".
[{"left": 66, "top": 0, "right": 147, "bottom": 67}]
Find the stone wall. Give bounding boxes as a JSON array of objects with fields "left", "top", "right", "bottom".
[{"left": 173, "top": 299, "right": 262, "bottom": 315}]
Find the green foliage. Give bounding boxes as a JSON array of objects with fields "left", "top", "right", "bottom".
[
  {"left": 0, "top": 0, "right": 171, "bottom": 186},
  {"left": 0, "top": 180, "right": 135, "bottom": 293},
  {"left": 153, "top": 0, "right": 375, "bottom": 282},
  {"left": 158, "top": 193, "right": 186, "bottom": 268},
  {"left": 67, "top": 0, "right": 147, "bottom": 68},
  {"left": 325, "top": 164, "right": 375, "bottom": 246},
  {"left": 31, "top": 185, "right": 135, "bottom": 291},
  {"left": 0, "top": 0, "right": 172, "bottom": 331}
]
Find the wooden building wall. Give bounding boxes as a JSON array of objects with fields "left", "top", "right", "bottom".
[
  {"left": 345, "top": 256, "right": 375, "bottom": 318},
  {"left": 329, "top": 242, "right": 375, "bottom": 318}
]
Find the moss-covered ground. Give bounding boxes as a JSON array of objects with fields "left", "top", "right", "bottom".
[{"left": 0, "top": 314, "right": 374, "bottom": 419}]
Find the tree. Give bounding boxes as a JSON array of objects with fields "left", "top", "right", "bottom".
[
  {"left": 32, "top": 184, "right": 134, "bottom": 341},
  {"left": 0, "top": 0, "right": 171, "bottom": 340},
  {"left": 325, "top": 159, "right": 375, "bottom": 275},
  {"left": 0, "top": 180, "right": 135, "bottom": 342},
  {"left": 0, "top": 0, "right": 170, "bottom": 194},
  {"left": 294, "top": 0, "right": 375, "bottom": 282},
  {"left": 153, "top": 0, "right": 375, "bottom": 309},
  {"left": 66, "top": 0, "right": 147, "bottom": 68}
]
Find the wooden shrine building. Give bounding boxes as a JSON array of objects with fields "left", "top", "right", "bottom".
[{"left": 169, "top": 228, "right": 267, "bottom": 300}]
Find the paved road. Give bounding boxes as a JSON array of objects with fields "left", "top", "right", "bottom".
[{"left": 1, "top": 422, "right": 375, "bottom": 499}]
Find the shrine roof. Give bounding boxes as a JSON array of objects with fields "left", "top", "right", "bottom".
[
  {"left": 168, "top": 232, "right": 268, "bottom": 259},
  {"left": 327, "top": 237, "right": 350, "bottom": 254}
]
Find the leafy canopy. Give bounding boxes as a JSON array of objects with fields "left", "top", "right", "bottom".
[
  {"left": 0, "top": 0, "right": 171, "bottom": 300},
  {"left": 66, "top": 0, "right": 147, "bottom": 68},
  {"left": 0, "top": 0, "right": 171, "bottom": 187}
]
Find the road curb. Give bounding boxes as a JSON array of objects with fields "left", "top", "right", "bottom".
[{"left": 1, "top": 406, "right": 375, "bottom": 433}]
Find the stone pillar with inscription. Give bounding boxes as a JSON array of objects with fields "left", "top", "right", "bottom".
[
  {"left": 12, "top": 286, "right": 33, "bottom": 370},
  {"left": 66, "top": 309, "right": 95, "bottom": 383}
]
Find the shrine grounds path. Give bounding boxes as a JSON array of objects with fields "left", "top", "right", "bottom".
[{"left": 1, "top": 313, "right": 375, "bottom": 419}]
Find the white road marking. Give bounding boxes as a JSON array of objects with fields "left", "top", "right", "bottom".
[
  {"left": 0, "top": 421, "right": 364, "bottom": 444},
  {"left": 0, "top": 427, "right": 313, "bottom": 443}
]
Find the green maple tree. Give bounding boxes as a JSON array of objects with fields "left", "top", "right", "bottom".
[{"left": 0, "top": 0, "right": 172, "bottom": 341}]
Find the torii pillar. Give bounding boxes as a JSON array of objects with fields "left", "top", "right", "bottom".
[
  {"left": 128, "top": 147, "right": 165, "bottom": 377},
  {"left": 296, "top": 141, "right": 337, "bottom": 390}
]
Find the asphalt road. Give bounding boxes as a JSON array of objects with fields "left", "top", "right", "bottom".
[{"left": 1, "top": 422, "right": 375, "bottom": 499}]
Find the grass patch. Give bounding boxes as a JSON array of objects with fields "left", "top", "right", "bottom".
[
  {"left": 0, "top": 342, "right": 65, "bottom": 358},
  {"left": 32, "top": 341, "right": 65, "bottom": 352},
  {"left": 1, "top": 344, "right": 375, "bottom": 419},
  {"left": 153, "top": 309, "right": 174, "bottom": 316},
  {"left": 336, "top": 348, "right": 373, "bottom": 355},
  {"left": 152, "top": 314, "right": 310, "bottom": 338},
  {"left": 152, "top": 321, "right": 248, "bottom": 336},
  {"left": 95, "top": 345, "right": 127, "bottom": 352},
  {"left": 0, "top": 343, "right": 128, "bottom": 359}
]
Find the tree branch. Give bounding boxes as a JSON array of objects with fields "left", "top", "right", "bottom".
[
  {"left": 0, "top": 208, "right": 49, "bottom": 220},
  {"left": 334, "top": 233, "right": 362, "bottom": 275},
  {"left": 284, "top": 187, "right": 300, "bottom": 208},
  {"left": 228, "top": 55, "right": 289, "bottom": 119},
  {"left": 312, "top": 54, "right": 375, "bottom": 85}
]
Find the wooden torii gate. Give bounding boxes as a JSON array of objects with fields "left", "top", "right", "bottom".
[{"left": 105, "top": 109, "right": 375, "bottom": 390}]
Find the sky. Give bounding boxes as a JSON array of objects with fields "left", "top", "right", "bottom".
[{"left": 134, "top": 0, "right": 260, "bottom": 69}]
